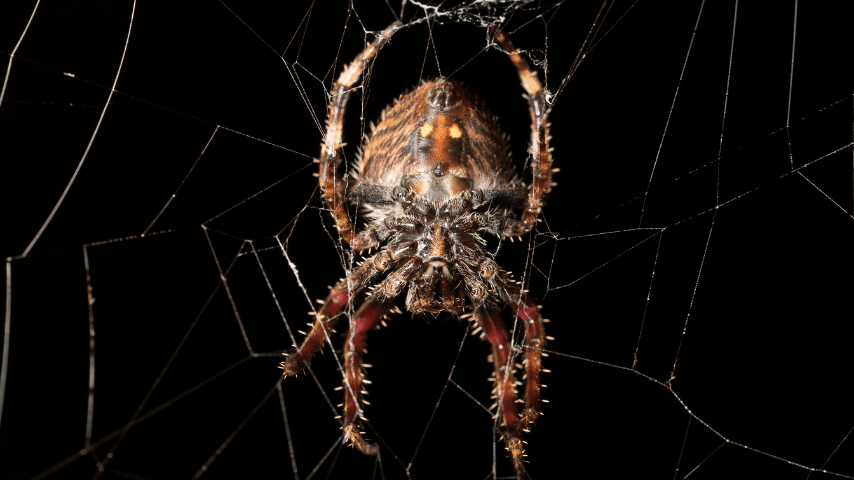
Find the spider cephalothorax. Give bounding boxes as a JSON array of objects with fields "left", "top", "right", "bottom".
[
  {"left": 281, "top": 23, "right": 554, "bottom": 477},
  {"left": 373, "top": 189, "right": 494, "bottom": 315}
]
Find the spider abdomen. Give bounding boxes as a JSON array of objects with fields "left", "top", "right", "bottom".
[{"left": 354, "top": 79, "right": 518, "bottom": 206}]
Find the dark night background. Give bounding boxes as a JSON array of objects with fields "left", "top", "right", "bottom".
[{"left": 1, "top": 1, "right": 853, "bottom": 479}]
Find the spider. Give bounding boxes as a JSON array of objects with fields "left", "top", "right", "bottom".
[{"left": 281, "top": 22, "right": 555, "bottom": 476}]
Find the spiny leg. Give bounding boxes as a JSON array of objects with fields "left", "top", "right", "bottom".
[
  {"left": 342, "top": 300, "right": 387, "bottom": 455},
  {"left": 281, "top": 241, "right": 415, "bottom": 376},
  {"left": 342, "top": 257, "right": 422, "bottom": 453},
  {"left": 473, "top": 306, "right": 525, "bottom": 475},
  {"left": 491, "top": 27, "right": 556, "bottom": 238},
  {"left": 319, "top": 22, "right": 400, "bottom": 251},
  {"left": 503, "top": 282, "right": 548, "bottom": 429},
  {"left": 477, "top": 261, "right": 549, "bottom": 476}
]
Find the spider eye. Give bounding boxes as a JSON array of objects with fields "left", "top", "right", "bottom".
[
  {"left": 474, "top": 213, "right": 488, "bottom": 228},
  {"left": 393, "top": 186, "right": 408, "bottom": 200},
  {"left": 466, "top": 189, "right": 484, "bottom": 204},
  {"left": 384, "top": 217, "right": 397, "bottom": 230}
]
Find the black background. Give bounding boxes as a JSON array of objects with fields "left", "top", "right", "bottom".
[{"left": 1, "top": 1, "right": 853, "bottom": 479}]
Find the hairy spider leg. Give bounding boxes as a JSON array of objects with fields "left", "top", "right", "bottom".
[
  {"left": 342, "top": 257, "right": 423, "bottom": 454},
  {"left": 341, "top": 300, "right": 385, "bottom": 455},
  {"left": 503, "top": 282, "right": 547, "bottom": 429},
  {"left": 472, "top": 262, "right": 548, "bottom": 475},
  {"left": 319, "top": 22, "right": 400, "bottom": 251},
  {"left": 279, "top": 254, "right": 380, "bottom": 376},
  {"left": 281, "top": 241, "right": 416, "bottom": 376},
  {"left": 491, "top": 27, "right": 556, "bottom": 238},
  {"left": 474, "top": 307, "right": 526, "bottom": 474}
]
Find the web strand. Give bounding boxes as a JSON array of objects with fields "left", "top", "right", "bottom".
[
  {"left": 21, "top": 0, "right": 138, "bottom": 259},
  {"left": 1, "top": 2, "right": 853, "bottom": 479}
]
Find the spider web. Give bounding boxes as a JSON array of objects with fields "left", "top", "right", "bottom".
[{"left": 1, "top": 1, "right": 853, "bottom": 479}]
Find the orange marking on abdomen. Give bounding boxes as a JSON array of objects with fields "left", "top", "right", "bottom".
[{"left": 449, "top": 124, "right": 462, "bottom": 138}]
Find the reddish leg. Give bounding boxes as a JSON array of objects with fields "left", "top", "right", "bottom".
[
  {"left": 280, "top": 245, "right": 404, "bottom": 376},
  {"left": 508, "top": 291, "right": 547, "bottom": 429},
  {"left": 474, "top": 307, "right": 525, "bottom": 473},
  {"left": 341, "top": 257, "right": 422, "bottom": 453},
  {"left": 280, "top": 284, "right": 352, "bottom": 376},
  {"left": 477, "top": 263, "right": 549, "bottom": 476},
  {"left": 482, "top": 264, "right": 548, "bottom": 431},
  {"left": 341, "top": 300, "right": 387, "bottom": 454}
]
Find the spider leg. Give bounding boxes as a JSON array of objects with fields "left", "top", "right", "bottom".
[
  {"left": 502, "top": 282, "right": 547, "bottom": 429},
  {"left": 341, "top": 300, "right": 386, "bottom": 455},
  {"left": 342, "top": 257, "right": 423, "bottom": 454},
  {"left": 281, "top": 241, "right": 415, "bottom": 376},
  {"left": 474, "top": 259, "right": 548, "bottom": 476},
  {"left": 319, "top": 22, "right": 400, "bottom": 251},
  {"left": 474, "top": 306, "right": 526, "bottom": 475},
  {"left": 491, "top": 27, "right": 555, "bottom": 238}
]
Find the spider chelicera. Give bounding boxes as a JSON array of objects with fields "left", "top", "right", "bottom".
[{"left": 281, "top": 22, "right": 555, "bottom": 475}]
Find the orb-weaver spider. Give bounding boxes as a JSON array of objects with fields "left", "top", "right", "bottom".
[{"left": 281, "top": 22, "right": 554, "bottom": 476}]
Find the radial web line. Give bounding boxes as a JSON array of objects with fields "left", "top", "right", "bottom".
[
  {"left": 86, "top": 227, "right": 245, "bottom": 480},
  {"left": 543, "top": 347, "right": 854, "bottom": 478},
  {"left": 669, "top": 0, "right": 739, "bottom": 383},
  {"left": 786, "top": 0, "right": 798, "bottom": 169},
  {"left": 82, "top": 246, "right": 96, "bottom": 449},
  {"left": 548, "top": 230, "right": 661, "bottom": 292},
  {"left": 277, "top": 383, "right": 301, "bottom": 479},
  {"left": 797, "top": 171, "right": 854, "bottom": 218},
  {"left": 632, "top": 231, "right": 663, "bottom": 369},
  {"left": 668, "top": 209, "right": 718, "bottom": 384},
  {"left": 714, "top": 141, "right": 854, "bottom": 211},
  {"left": 205, "top": 229, "right": 254, "bottom": 353},
  {"left": 407, "top": 329, "right": 468, "bottom": 472},
  {"left": 191, "top": 381, "right": 282, "bottom": 479},
  {"left": 638, "top": 0, "right": 706, "bottom": 228},
  {"left": 0, "top": 262, "right": 11, "bottom": 432},
  {"left": 807, "top": 423, "right": 854, "bottom": 480},
  {"left": 143, "top": 126, "right": 220, "bottom": 236},
  {"left": 0, "top": 0, "right": 42, "bottom": 111},
  {"left": 203, "top": 161, "right": 315, "bottom": 225},
  {"left": 6, "top": 49, "right": 309, "bottom": 160},
  {"left": 683, "top": 441, "right": 727, "bottom": 479},
  {"left": 672, "top": 416, "right": 692, "bottom": 480},
  {"left": 303, "top": 438, "right": 347, "bottom": 480},
  {"left": 716, "top": 0, "right": 738, "bottom": 205},
  {"left": 273, "top": 236, "right": 348, "bottom": 420},
  {"left": 33, "top": 358, "right": 249, "bottom": 480},
  {"left": 218, "top": 0, "right": 283, "bottom": 59},
  {"left": 22, "top": 0, "right": 137, "bottom": 258},
  {"left": 449, "top": 379, "right": 493, "bottom": 415},
  {"left": 254, "top": 240, "right": 341, "bottom": 420}
]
